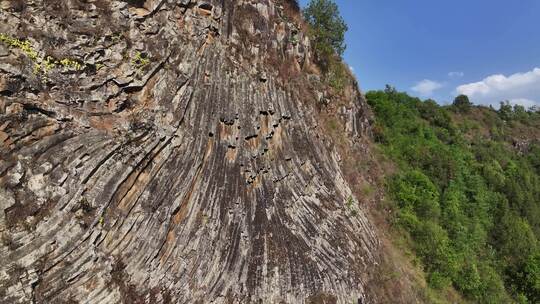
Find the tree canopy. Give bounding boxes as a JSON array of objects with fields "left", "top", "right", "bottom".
[
  {"left": 452, "top": 94, "right": 472, "bottom": 113},
  {"left": 303, "top": 0, "right": 347, "bottom": 65}
]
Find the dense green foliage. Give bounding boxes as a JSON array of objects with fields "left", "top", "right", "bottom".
[
  {"left": 303, "top": 0, "right": 347, "bottom": 60},
  {"left": 452, "top": 94, "right": 473, "bottom": 113},
  {"left": 303, "top": 0, "right": 348, "bottom": 90},
  {"left": 367, "top": 88, "right": 540, "bottom": 303}
]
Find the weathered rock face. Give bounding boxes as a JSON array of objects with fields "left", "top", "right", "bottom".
[{"left": 0, "top": 1, "right": 378, "bottom": 303}]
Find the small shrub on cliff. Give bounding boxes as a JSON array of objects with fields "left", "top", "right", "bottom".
[{"left": 131, "top": 51, "right": 150, "bottom": 73}]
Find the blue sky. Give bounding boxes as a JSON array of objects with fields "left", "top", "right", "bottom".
[{"left": 298, "top": 0, "right": 540, "bottom": 107}]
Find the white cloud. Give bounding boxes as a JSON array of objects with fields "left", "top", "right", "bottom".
[
  {"left": 411, "top": 79, "right": 443, "bottom": 96},
  {"left": 448, "top": 71, "right": 464, "bottom": 78},
  {"left": 456, "top": 67, "right": 540, "bottom": 108},
  {"left": 510, "top": 98, "right": 537, "bottom": 108}
]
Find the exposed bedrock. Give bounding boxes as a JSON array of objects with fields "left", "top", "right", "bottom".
[{"left": 0, "top": 0, "right": 378, "bottom": 303}]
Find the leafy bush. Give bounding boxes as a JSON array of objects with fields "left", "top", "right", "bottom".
[
  {"left": 326, "top": 60, "right": 348, "bottom": 90},
  {"left": 391, "top": 170, "right": 440, "bottom": 219},
  {"left": 521, "top": 252, "right": 540, "bottom": 302},
  {"left": 452, "top": 94, "right": 473, "bottom": 113},
  {"left": 499, "top": 101, "right": 514, "bottom": 121}
]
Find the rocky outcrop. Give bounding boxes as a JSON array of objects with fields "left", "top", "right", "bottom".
[{"left": 0, "top": 1, "right": 378, "bottom": 303}]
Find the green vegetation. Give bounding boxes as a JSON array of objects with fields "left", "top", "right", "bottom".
[
  {"left": 0, "top": 33, "right": 42, "bottom": 74},
  {"left": 59, "top": 58, "right": 83, "bottom": 71},
  {"left": 452, "top": 94, "right": 473, "bottom": 113},
  {"left": 0, "top": 33, "right": 39, "bottom": 60},
  {"left": 345, "top": 195, "right": 359, "bottom": 216},
  {"left": 303, "top": 0, "right": 347, "bottom": 60},
  {"left": 0, "top": 33, "right": 84, "bottom": 75},
  {"left": 0, "top": 33, "right": 151, "bottom": 77},
  {"left": 131, "top": 51, "right": 150, "bottom": 70},
  {"left": 303, "top": 0, "right": 348, "bottom": 90},
  {"left": 367, "top": 87, "right": 540, "bottom": 303}
]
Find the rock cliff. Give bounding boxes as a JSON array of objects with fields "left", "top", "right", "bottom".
[{"left": 0, "top": 1, "right": 381, "bottom": 303}]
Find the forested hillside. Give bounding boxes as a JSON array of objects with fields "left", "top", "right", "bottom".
[{"left": 367, "top": 88, "right": 540, "bottom": 303}]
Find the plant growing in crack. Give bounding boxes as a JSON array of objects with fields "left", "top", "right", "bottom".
[
  {"left": 131, "top": 51, "right": 150, "bottom": 71},
  {"left": 59, "top": 58, "right": 83, "bottom": 71},
  {"left": 345, "top": 195, "right": 359, "bottom": 216},
  {"left": 0, "top": 33, "right": 39, "bottom": 60},
  {"left": 111, "top": 32, "right": 123, "bottom": 43},
  {"left": 0, "top": 33, "right": 85, "bottom": 76},
  {"left": 42, "top": 56, "right": 56, "bottom": 73}
]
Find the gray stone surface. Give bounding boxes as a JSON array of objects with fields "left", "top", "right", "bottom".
[{"left": 0, "top": 1, "right": 379, "bottom": 303}]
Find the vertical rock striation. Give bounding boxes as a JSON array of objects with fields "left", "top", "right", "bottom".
[{"left": 0, "top": 1, "right": 378, "bottom": 303}]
